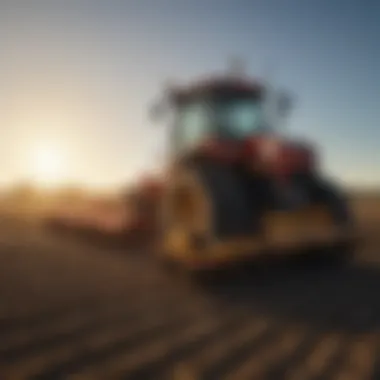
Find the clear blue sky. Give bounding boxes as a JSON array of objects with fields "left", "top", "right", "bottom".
[{"left": 1, "top": 0, "right": 379, "bottom": 190}]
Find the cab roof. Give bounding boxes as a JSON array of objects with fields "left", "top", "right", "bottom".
[{"left": 170, "top": 76, "right": 264, "bottom": 102}]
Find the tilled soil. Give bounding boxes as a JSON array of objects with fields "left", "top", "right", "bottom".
[{"left": 0, "top": 208, "right": 380, "bottom": 380}]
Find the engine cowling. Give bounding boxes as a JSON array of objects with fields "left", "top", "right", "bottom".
[{"left": 243, "top": 136, "right": 317, "bottom": 178}]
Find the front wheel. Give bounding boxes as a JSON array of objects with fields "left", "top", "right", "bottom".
[{"left": 300, "top": 176, "right": 357, "bottom": 267}]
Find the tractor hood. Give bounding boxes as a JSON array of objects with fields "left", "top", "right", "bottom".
[{"left": 241, "top": 135, "right": 317, "bottom": 177}]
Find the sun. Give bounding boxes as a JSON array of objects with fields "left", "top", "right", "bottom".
[{"left": 30, "top": 144, "right": 67, "bottom": 188}]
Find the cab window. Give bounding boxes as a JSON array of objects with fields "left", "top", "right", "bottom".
[
  {"left": 216, "top": 99, "right": 264, "bottom": 139},
  {"left": 175, "top": 101, "right": 211, "bottom": 150}
]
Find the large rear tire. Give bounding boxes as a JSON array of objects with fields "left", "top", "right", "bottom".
[{"left": 158, "top": 159, "right": 253, "bottom": 275}]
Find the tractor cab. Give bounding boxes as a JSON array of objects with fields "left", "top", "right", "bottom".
[
  {"left": 172, "top": 78, "right": 266, "bottom": 150},
  {"left": 152, "top": 75, "right": 293, "bottom": 162}
]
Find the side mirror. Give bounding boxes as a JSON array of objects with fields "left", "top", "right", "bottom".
[
  {"left": 150, "top": 80, "right": 178, "bottom": 124},
  {"left": 277, "top": 91, "right": 293, "bottom": 117},
  {"left": 149, "top": 97, "right": 171, "bottom": 124},
  {"left": 149, "top": 100, "right": 163, "bottom": 122}
]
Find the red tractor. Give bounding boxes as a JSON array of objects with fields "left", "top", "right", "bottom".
[{"left": 150, "top": 69, "right": 358, "bottom": 272}]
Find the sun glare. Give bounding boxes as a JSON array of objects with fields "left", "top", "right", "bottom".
[{"left": 30, "top": 144, "right": 67, "bottom": 188}]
